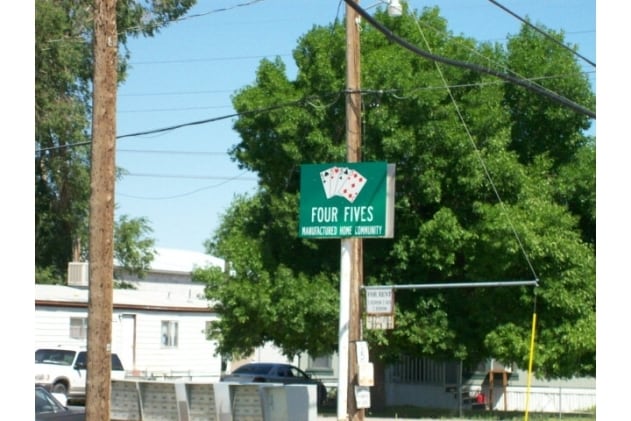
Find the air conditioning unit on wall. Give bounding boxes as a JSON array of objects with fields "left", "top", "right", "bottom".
[{"left": 67, "top": 261, "right": 89, "bottom": 286}]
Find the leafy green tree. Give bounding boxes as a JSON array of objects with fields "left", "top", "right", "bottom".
[
  {"left": 35, "top": 214, "right": 157, "bottom": 285},
  {"left": 553, "top": 142, "right": 596, "bottom": 245},
  {"left": 503, "top": 25, "right": 595, "bottom": 167},
  {"left": 114, "top": 215, "right": 156, "bottom": 281},
  {"left": 194, "top": 6, "right": 595, "bottom": 378},
  {"left": 35, "top": 0, "right": 196, "bottom": 279},
  {"left": 35, "top": 0, "right": 93, "bottom": 276},
  {"left": 195, "top": 195, "right": 339, "bottom": 359}
]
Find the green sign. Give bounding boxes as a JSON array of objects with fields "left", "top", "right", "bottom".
[{"left": 299, "top": 162, "right": 395, "bottom": 238}]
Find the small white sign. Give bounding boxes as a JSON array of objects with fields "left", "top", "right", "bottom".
[
  {"left": 355, "top": 386, "right": 371, "bottom": 409},
  {"left": 357, "top": 362, "right": 374, "bottom": 387},
  {"left": 356, "top": 341, "right": 370, "bottom": 364},
  {"left": 366, "top": 288, "right": 394, "bottom": 314},
  {"left": 365, "top": 314, "right": 395, "bottom": 330}
]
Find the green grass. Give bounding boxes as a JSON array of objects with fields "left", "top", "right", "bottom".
[{"left": 320, "top": 405, "right": 596, "bottom": 420}]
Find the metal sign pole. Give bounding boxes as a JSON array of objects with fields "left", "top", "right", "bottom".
[
  {"left": 363, "top": 280, "right": 538, "bottom": 291},
  {"left": 337, "top": 240, "right": 352, "bottom": 420}
]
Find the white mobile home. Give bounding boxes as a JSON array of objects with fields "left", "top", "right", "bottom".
[
  {"left": 34, "top": 248, "right": 225, "bottom": 381},
  {"left": 381, "top": 356, "right": 596, "bottom": 414}
]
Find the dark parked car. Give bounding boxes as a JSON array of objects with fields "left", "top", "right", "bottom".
[
  {"left": 220, "top": 362, "right": 327, "bottom": 406},
  {"left": 35, "top": 386, "right": 85, "bottom": 421}
]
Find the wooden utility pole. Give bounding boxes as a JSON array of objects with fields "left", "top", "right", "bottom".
[
  {"left": 86, "top": 0, "right": 117, "bottom": 420},
  {"left": 345, "top": 1, "right": 364, "bottom": 420}
]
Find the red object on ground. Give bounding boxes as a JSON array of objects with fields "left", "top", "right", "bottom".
[{"left": 476, "top": 392, "right": 486, "bottom": 404}]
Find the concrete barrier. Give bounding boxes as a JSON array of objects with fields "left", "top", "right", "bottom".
[
  {"left": 111, "top": 380, "right": 141, "bottom": 421},
  {"left": 111, "top": 380, "right": 316, "bottom": 421}
]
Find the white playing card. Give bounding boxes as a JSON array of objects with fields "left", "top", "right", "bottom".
[
  {"left": 337, "top": 169, "right": 367, "bottom": 203},
  {"left": 332, "top": 167, "right": 350, "bottom": 197},
  {"left": 335, "top": 168, "right": 352, "bottom": 198},
  {"left": 320, "top": 166, "right": 338, "bottom": 198}
]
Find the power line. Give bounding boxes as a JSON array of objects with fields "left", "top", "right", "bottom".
[
  {"left": 38, "top": 64, "right": 596, "bottom": 154},
  {"left": 167, "top": 0, "right": 266, "bottom": 23},
  {"left": 123, "top": 172, "right": 257, "bottom": 181},
  {"left": 128, "top": 53, "right": 291, "bottom": 66},
  {"left": 117, "top": 70, "right": 595, "bottom": 114},
  {"left": 35, "top": 98, "right": 311, "bottom": 154},
  {"left": 117, "top": 149, "right": 229, "bottom": 156},
  {"left": 116, "top": 112, "right": 240, "bottom": 140},
  {"left": 412, "top": 13, "right": 595, "bottom": 89},
  {"left": 119, "top": 104, "right": 234, "bottom": 113},
  {"left": 117, "top": 172, "right": 257, "bottom": 200},
  {"left": 343, "top": 0, "right": 595, "bottom": 119},
  {"left": 116, "top": 97, "right": 308, "bottom": 140},
  {"left": 119, "top": 89, "right": 235, "bottom": 97},
  {"left": 487, "top": 0, "right": 595, "bottom": 68},
  {"left": 411, "top": 16, "right": 540, "bottom": 284},
  {"left": 42, "top": 0, "right": 270, "bottom": 45}
]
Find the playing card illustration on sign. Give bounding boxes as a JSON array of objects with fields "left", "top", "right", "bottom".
[
  {"left": 320, "top": 166, "right": 367, "bottom": 203},
  {"left": 320, "top": 166, "right": 340, "bottom": 198},
  {"left": 338, "top": 169, "right": 367, "bottom": 203}
]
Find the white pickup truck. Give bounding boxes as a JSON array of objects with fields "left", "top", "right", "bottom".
[{"left": 35, "top": 347, "right": 126, "bottom": 403}]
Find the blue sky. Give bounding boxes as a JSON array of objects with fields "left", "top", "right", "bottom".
[{"left": 113, "top": 0, "right": 596, "bottom": 254}]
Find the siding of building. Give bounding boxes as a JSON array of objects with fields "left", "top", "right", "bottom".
[
  {"left": 34, "top": 295, "right": 223, "bottom": 381},
  {"left": 383, "top": 356, "right": 595, "bottom": 414},
  {"left": 35, "top": 248, "right": 226, "bottom": 382},
  {"left": 35, "top": 306, "right": 89, "bottom": 349},
  {"left": 125, "top": 310, "right": 221, "bottom": 379}
]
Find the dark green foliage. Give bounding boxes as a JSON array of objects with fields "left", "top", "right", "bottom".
[
  {"left": 114, "top": 215, "right": 156, "bottom": 280},
  {"left": 195, "top": 6, "right": 595, "bottom": 378},
  {"left": 35, "top": 0, "right": 196, "bottom": 280},
  {"left": 503, "top": 25, "right": 594, "bottom": 167}
]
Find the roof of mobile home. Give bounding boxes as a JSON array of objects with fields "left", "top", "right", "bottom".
[{"left": 36, "top": 248, "right": 222, "bottom": 312}]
